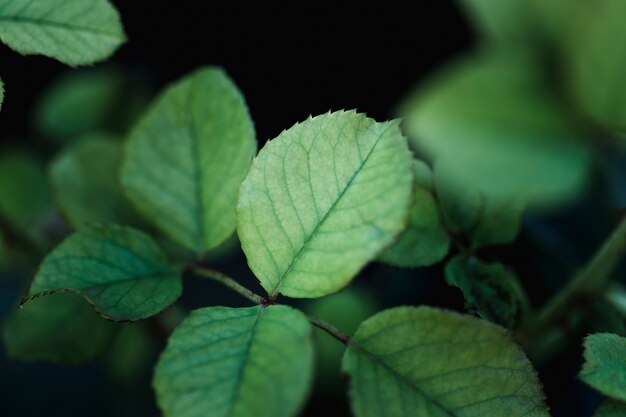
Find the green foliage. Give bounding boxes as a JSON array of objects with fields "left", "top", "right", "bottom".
[
  {"left": 238, "top": 111, "right": 413, "bottom": 298},
  {"left": 2, "top": 293, "right": 116, "bottom": 364},
  {"left": 153, "top": 305, "right": 314, "bottom": 417},
  {"left": 457, "top": 0, "right": 539, "bottom": 44},
  {"left": 445, "top": 256, "right": 526, "bottom": 329},
  {"left": 34, "top": 68, "right": 148, "bottom": 143},
  {"left": 50, "top": 134, "right": 140, "bottom": 228},
  {"left": 26, "top": 224, "right": 181, "bottom": 321},
  {"left": 342, "top": 306, "right": 549, "bottom": 417},
  {"left": 0, "top": 0, "right": 126, "bottom": 66},
  {"left": 401, "top": 51, "right": 592, "bottom": 207},
  {"left": 379, "top": 161, "right": 450, "bottom": 268},
  {"left": 580, "top": 333, "right": 626, "bottom": 401},
  {"left": 594, "top": 400, "right": 626, "bottom": 417},
  {"left": 121, "top": 67, "right": 256, "bottom": 255}
]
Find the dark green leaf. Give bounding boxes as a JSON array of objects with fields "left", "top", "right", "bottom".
[
  {"left": 154, "top": 305, "right": 314, "bottom": 417},
  {"left": 2, "top": 293, "right": 116, "bottom": 364},
  {"left": 594, "top": 400, "right": 626, "bottom": 417},
  {"left": 122, "top": 67, "right": 256, "bottom": 254},
  {"left": 445, "top": 256, "right": 526, "bottom": 329},
  {"left": 0, "top": 0, "right": 126, "bottom": 66},
  {"left": 238, "top": 111, "right": 413, "bottom": 298},
  {"left": 580, "top": 333, "right": 626, "bottom": 401},
  {"left": 342, "top": 306, "right": 550, "bottom": 417},
  {"left": 26, "top": 224, "right": 181, "bottom": 321}
]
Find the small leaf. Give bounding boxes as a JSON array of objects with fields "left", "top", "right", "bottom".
[
  {"left": 34, "top": 67, "right": 149, "bottom": 143},
  {"left": 153, "top": 305, "right": 314, "bottom": 417},
  {"left": 0, "top": 0, "right": 126, "bottom": 66},
  {"left": 568, "top": 0, "right": 626, "bottom": 132},
  {"left": 237, "top": 111, "right": 413, "bottom": 298},
  {"left": 580, "top": 333, "right": 626, "bottom": 401},
  {"left": 379, "top": 159, "right": 449, "bottom": 268},
  {"left": 122, "top": 67, "right": 256, "bottom": 254},
  {"left": 469, "top": 199, "right": 524, "bottom": 250},
  {"left": 26, "top": 224, "right": 182, "bottom": 321},
  {"left": 401, "top": 52, "right": 591, "bottom": 207},
  {"left": 445, "top": 256, "right": 526, "bottom": 329},
  {"left": 594, "top": 400, "right": 626, "bottom": 417},
  {"left": 342, "top": 306, "right": 550, "bottom": 417},
  {"left": 50, "top": 134, "right": 141, "bottom": 228},
  {"left": 2, "top": 293, "right": 117, "bottom": 364}
]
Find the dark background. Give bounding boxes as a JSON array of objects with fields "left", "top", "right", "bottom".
[{"left": 0, "top": 2, "right": 613, "bottom": 417}]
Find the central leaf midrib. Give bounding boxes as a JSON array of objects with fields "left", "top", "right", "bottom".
[
  {"left": 269, "top": 124, "right": 392, "bottom": 297},
  {"left": 0, "top": 15, "right": 123, "bottom": 39},
  {"left": 351, "top": 342, "right": 457, "bottom": 417}
]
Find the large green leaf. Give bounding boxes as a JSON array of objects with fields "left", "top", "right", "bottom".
[
  {"left": 25, "top": 224, "right": 181, "bottom": 321},
  {"left": 580, "top": 333, "right": 626, "bottom": 401},
  {"left": 122, "top": 67, "right": 256, "bottom": 254},
  {"left": 445, "top": 256, "right": 527, "bottom": 329},
  {"left": 237, "top": 111, "right": 413, "bottom": 298},
  {"left": 0, "top": 0, "right": 126, "bottom": 66},
  {"left": 153, "top": 305, "right": 314, "bottom": 417},
  {"left": 342, "top": 306, "right": 549, "bottom": 417},
  {"left": 594, "top": 400, "right": 626, "bottom": 417},
  {"left": 2, "top": 293, "right": 117, "bottom": 364},
  {"left": 34, "top": 67, "right": 148, "bottom": 142},
  {"left": 378, "top": 162, "right": 450, "bottom": 267},
  {"left": 568, "top": 0, "right": 626, "bottom": 132},
  {"left": 401, "top": 52, "right": 591, "bottom": 207},
  {"left": 50, "top": 134, "right": 140, "bottom": 228}
]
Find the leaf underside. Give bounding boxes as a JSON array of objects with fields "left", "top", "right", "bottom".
[{"left": 237, "top": 111, "right": 413, "bottom": 298}]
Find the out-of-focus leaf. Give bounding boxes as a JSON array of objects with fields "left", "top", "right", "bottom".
[
  {"left": 34, "top": 67, "right": 149, "bottom": 143},
  {"left": 594, "top": 400, "right": 626, "bottom": 417},
  {"left": 50, "top": 134, "right": 140, "bottom": 228},
  {"left": 445, "top": 256, "right": 527, "bottom": 329},
  {"left": 401, "top": 52, "right": 592, "bottom": 208},
  {"left": 580, "top": 333, "right": 626, "bottom": 401},
  {"left": 469, "top": 199, "right": 525, "bottom": 249},
  {"left": 457, "top": 0, "right": 539, "bottom": 44},
  {"left": 2, "top": 293, "right": 116, "bottom": 364},
  {"left": 105, "top": 323, "right": 155, "bottom": 383}
]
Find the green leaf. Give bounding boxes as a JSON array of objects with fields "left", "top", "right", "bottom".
[
  {"left": 468, "top": 199, "right": 524, "bottom": 250},
  {"left": 0, "top": 76, "right": 4, "bottom": 110},
  {"left": 34, "top": 67, "right": 149, "bottom": 142},
  {"left": 25, "top": 224, "right": 182, "bottom": 321},
  {"left": 594, "top": 400, "right": 626, "bottom": 417},
  {"left": 342, "top": 306, "right": 549, "bottom": 417},
  {"left": 580, "top": 333, "right": 626, "bottom": 401},
  {"left": 238, "top": 111, "right": 413, "bottom": 298},
  {"left": 306, "top": 288, "right": 377, "bottom": 391},
  {"left": 445, "top": 256, "right": 526, "bottom": 329},
  {"left": 50, "top": 134, "right": 140, "bottom": 228},
  {"left": 378, "top": 159, "right": 449, "bottom": 268},
  {"left": 568, "top": 0, "right": 626, "bottom": 132},
  {"left": 105, "top": 323, "right": 155, "bottom": 384},
  {"left": 122, "top": 67, "right": 256, "bottom": 254},
  {"left": 2, "top": 293, "right": 116, "bottom": 364},
  {"left": 0, "top": 0, "right": 126, "bottom": 66},
  {"left": 153, "top": 305, "right": 314, "bottom": 417},
  {"left": 458, "top": 0, "right": 539, "bottom": 44},
  {"left": 401, "top": 52, "right": 591, "bottom": 208}
]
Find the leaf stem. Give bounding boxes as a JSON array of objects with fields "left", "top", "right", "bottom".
[
  {"left": 518, "top": 214, "right": 626, "bottom": 349},
  {"left": 191, "top": 267, "right": 265, "bottom": 305},
  {"left": 190, "top": 265, "right": 351, "bottom": 345},
  {"left": 305, "top": 312, "right": 351, "bottom": 345}
]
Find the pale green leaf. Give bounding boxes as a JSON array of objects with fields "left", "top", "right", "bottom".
[
  {"left": 237, "top": 111, "right": 413, "bottom": 298},
  {"left": 50, "top": 134, "right": 141, "bottom": 228},
  {"left": 594, "top": 400, "right": 626, "bottom": 417},
  {"left": 154, "top": 305, "right": 314, "bottom": 417},
  {"left": 580, "top": 333, "right": 626, "bottom": 401},
  {"left": 2, "top": 293, "right": 116, "bottom": 364},
  {"left": 122, "top": 67, "right": 256, "bottom": 254},
  {"left": 401, "top": 52, "right": 592, "bottom": 207},
  {"left": 568, "top": 0, "right": 626, "bottom": 132},
  {"left": 342, "top": 306, "right": 549, "bottom": 417},
  {"left": 26, "top": 224, "right": 181, "bottom": 321},
  {"left": 34, "top": 67, "right": 148, "bottom": 142},
  {"left": 445, "top": 256, "right": 527, "bottom": 329},
  {"left": 0, "top": 0, "right": 126, "bottom": 66},
  {"left": 378, "top": 187, "right": 449, "bottom": 268}
]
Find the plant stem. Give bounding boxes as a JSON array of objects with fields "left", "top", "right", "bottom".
[
  {"left": 518, "top": 214, "right": 626, "bottom": 349},
  {"left": 305, "top": 312, "right": 351, "bottom": 345},
  {"left": 192, "top": 267, "right": 265, "bottom": 304},
  {"left": 190, "top": 266, "right": 351, "bottom": 345}
]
